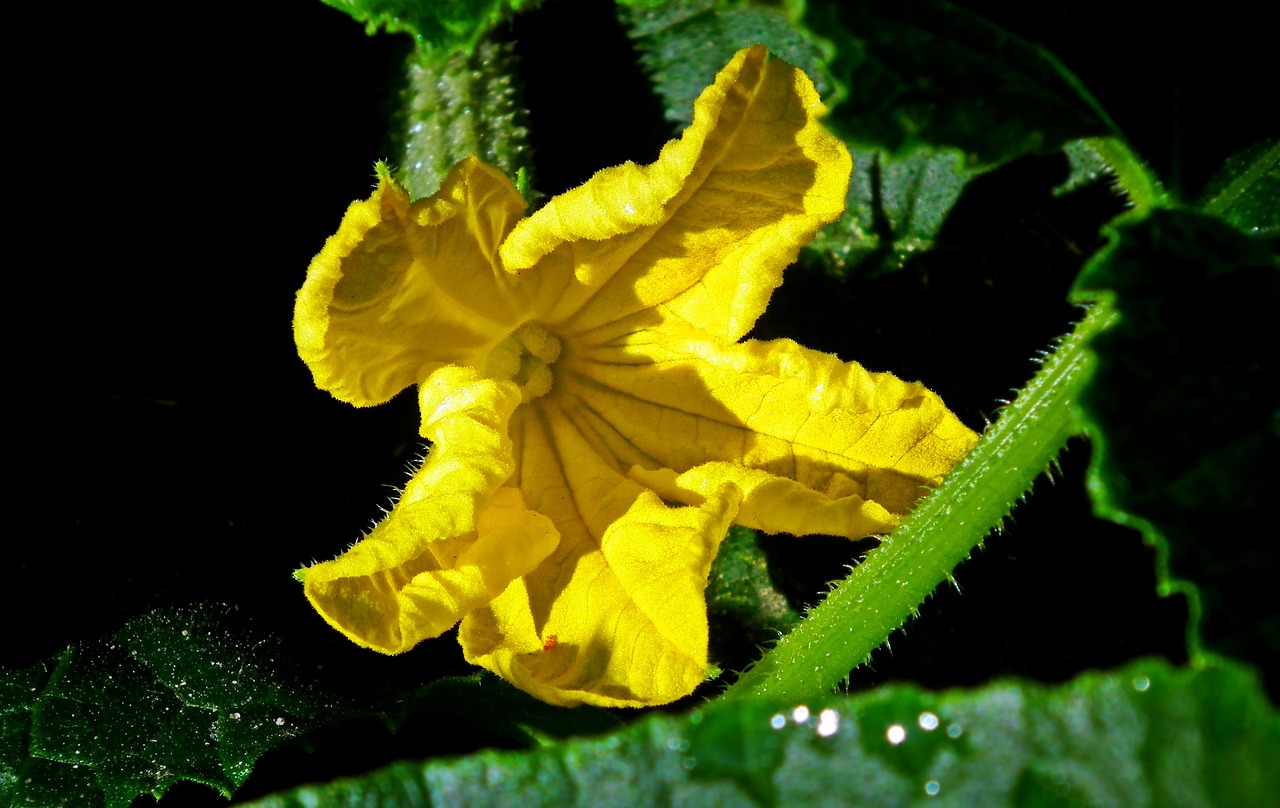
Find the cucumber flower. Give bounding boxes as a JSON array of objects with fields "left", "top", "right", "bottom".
[{"left": 294, "top": 46, "right": 977, "bottom": 707}]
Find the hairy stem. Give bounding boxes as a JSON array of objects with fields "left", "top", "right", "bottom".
[
  {"left": 723, "top": 304, "right": 1115, "bottom": 702},
  {"left": 1085, "top": 137, "right": 1169, "bottom": 212}
]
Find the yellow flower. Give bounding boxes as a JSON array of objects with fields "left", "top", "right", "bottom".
[{"left": 293, "top": 46, "right": 977, "bottom": 708}]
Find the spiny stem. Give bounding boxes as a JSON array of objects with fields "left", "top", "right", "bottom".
[
  {"left": 722, "top": 304, "right": 1115, "bottom": 702},
  {"left": 1085, "top": 137, "right": 1170, "bottom": 213}
]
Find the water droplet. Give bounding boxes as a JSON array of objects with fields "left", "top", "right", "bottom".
[
  {"left": 918, "top": 711, "right": 939, "bottom": 731},
  {"left": 924, "top": 779, "right": 941, "bottom": 796},
  {"left": 816, "top": 708, "right": 839, "bottom": 737},
  {"left": 770, "top": 713, "right": 786, "bottom": 730},
  {"left": 1132, "top": 675, "right": 1150, "bottom": 692},
  {"left": 886, "top": 724, "right": 907, "bottom": 745},
  {"left": 792, "top": 705, "right": 810, "bottom": 723},
  {"left": 946, "top": 723, "right": 962, "bottom": 738}
]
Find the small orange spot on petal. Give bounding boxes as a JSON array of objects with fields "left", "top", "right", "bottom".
[{"left": 543, "top": 635, "right": 558, "bottom": 651}]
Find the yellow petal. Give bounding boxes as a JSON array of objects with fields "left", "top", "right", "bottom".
[
  {"left": 458, "top": 401, "right": 740, "bottom": 707},
  {"left": 558, "top": 323, "right": 978, "bottom": 529},
  {"left": 460, "top": 488, "right": 739, "bottom": 708},
  {"left": 302, "top": 365, "right": 558, "bottom": 653},
  {"left": 630, "top": 462, "right": 897, "bottom": 538},
  {"left": 294, "top": 158, "right": 531, "bottom": 407},
  {"left": 500, "top": 45, "right": 851, "bottom": 342}
]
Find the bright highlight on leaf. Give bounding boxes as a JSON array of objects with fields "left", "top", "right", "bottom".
[{"left": 294, "top": 46, "right": 977, "bottom": 707}]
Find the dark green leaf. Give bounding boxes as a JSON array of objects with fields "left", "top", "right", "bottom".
[
  {"left": 33, "top": 643, "right": 231, "bottom": 807},
  {"left": 3, "top": 757, "right": 102, "bottom": 808},
  {"left": 1072, "top": 209, "right": 1280, "bottom": 674},
  {"left": 809, "top": 0, "right": 1113, "bottom": 169},
  {"left": 5, "top": 607, "right": 351, "bottom": 807},
  {"left": 319, "top": 0, "right": 538, "bottom": 53},
  {"left": 1, "top": 604, "right": 617, "bottom": 807},
  {"left": 808, "top": 146, "right": 974, "bottom": 276},
  {"left": 1200, "top": 138, "right": 1280, "bottom": 236},
  {"left": 706, "top": 526, "right": 800, "bottom": 637},
  {"left": 621, "top": 0, "right": 829, "bottom": 126},
  {"left": 242, "top": 659, "right": 1280, "bottom": 807}
]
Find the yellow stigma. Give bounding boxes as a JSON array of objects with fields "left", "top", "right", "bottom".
[{"left": 484, "top": 321, "right": 561, "bottom": 402}]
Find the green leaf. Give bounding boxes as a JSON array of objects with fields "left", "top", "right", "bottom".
[
  {"left": 808, "top": 146, "right": 975, "bottom": 276},
  {"left": 706, "top": 526, "right": 801, "bottom": 637},
  {"left": 1071, "top": 208, "right": 1280, "bottom": 671},
  {"left": 0, "top": 662, "right": 98, "bottom": 808},
  {"left": 240, "top": 659, "right": 1280, "bottom": 807},
  {"left": 33, "top": 644, "right": 233, "bottom": 807},
  {"left": 390, "top": 38, "right": 534, "bottom": 200},
  {"left": 319, "top": 0, "right": 537, "bottom": 53},
  {"left": 1, "top": 606, "right": 351, "bottom": 807},
  {"left": 808, "top": 0, "right": 1114, "bottom": 169},
  {"left": 621, "top": 0, "right": 829, "bottom": 126},
  {"left": 1200, "top": 138, "right": 1280, "bottom": 236},
  {"left": 1, "top": 604, "right": 618, "bottom": 806}
]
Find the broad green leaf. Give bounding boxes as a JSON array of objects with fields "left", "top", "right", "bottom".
[
  {"left": 808, "top": 146, "right": 974, "bottom": 276},
  {"left": 808, "top": 0, "right": 1114, "bottom": 169},
  {"left": 32, "top": 643, "right": 231, "bottom": 807},
  {"left": 706, "top": 526, "right": 801, "bottom": 639},
  {"left": 1, "top": 606, "right": 352, "bottom": 807},
  {"left": 1200, "top": 138, "right": 1280, "bottom": 236},
  {"left": 621, "top": 0, "right": 829, "bottom": 127},
  {"left": 242, "top": 659, "right": 1280, "bottom": 807},
  {"left": 319, "top": 0, "right": 537, "bottom": 53},
  {"left": 0, "top": 604, "right": 617, "bottom": 807},
  {"left": 390, "top": 38, "right": 534, "bottom": 200},
  {"left": 1071, "top": 209, "right": 1280, "bottom": 671}
]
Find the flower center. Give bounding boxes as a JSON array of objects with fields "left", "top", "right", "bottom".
[{"left": 485, "top": 321, "right": 562, "bottom": 402}]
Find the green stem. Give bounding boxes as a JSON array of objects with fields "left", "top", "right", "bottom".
[
  {"left": 392, "top": 38, "right": 533, "bottom": 200},
  {"left": 1084, "top": 137, "right": 1169, "bottom": 213},
  {"left": 723, "top": 304, "right": 1115, "bottom": 702}
]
